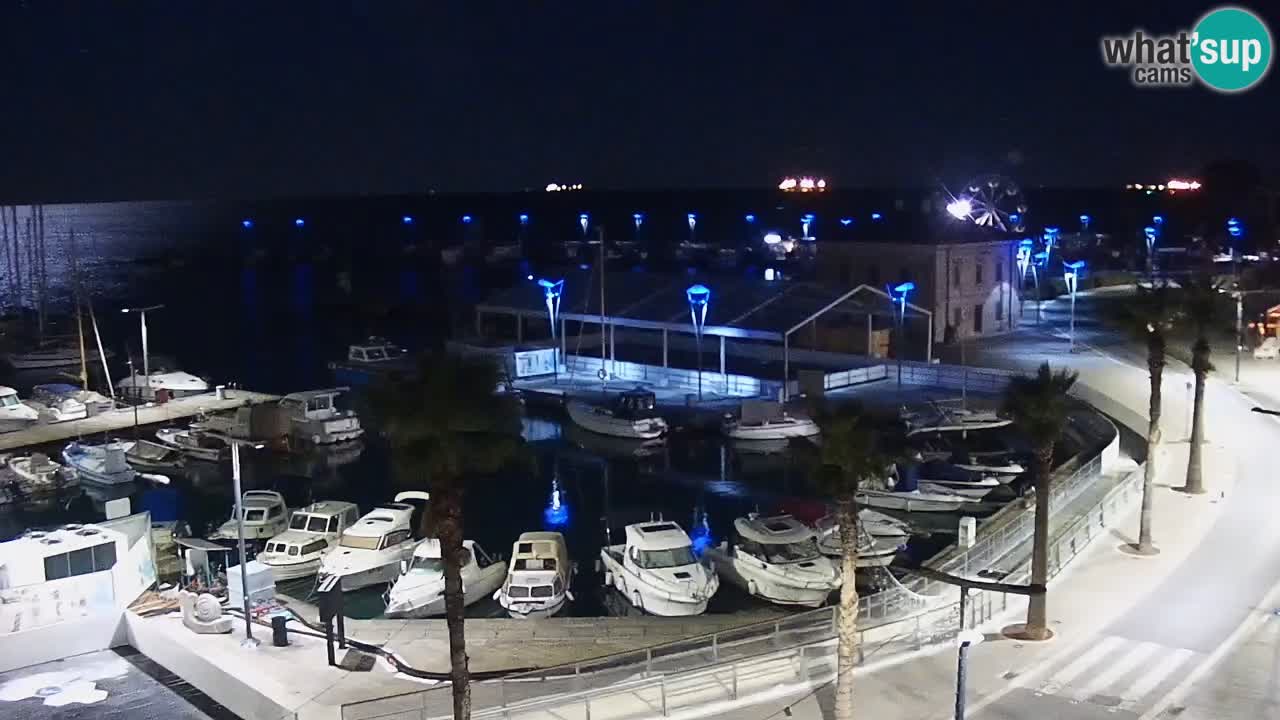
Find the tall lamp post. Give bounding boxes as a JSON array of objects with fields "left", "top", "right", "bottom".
[
  {"left": 954, "top": 630, "right": 985, "bottom": 720},
  {"left": 1079, "top": 214, "right": 1091, "bottom": 233},
  {"left": 1016, "top": 239, "right": 1033, "bottom": 318},
  {"left": 231, "top": 439, "right": 266, "bottom": 648},
  {"left": 538, "top": 278, "right": 564, "bottom": 381},
  {"left": 1228, "top": 218, "right": 1245, "bottom": 382},
  {"left": 890, "top": 281, "right": 915, "bottom": 393},
  {"left": 1032, "top": 251, "right": 1049, "bottom": 326},
  {"left": 1143, "top": 226, "right": 1158, "bottom": 280},
  {"left": 686, "top": 284, "right": 711, "bottom": 400},
  {"left": 121, "top": 304, "right": 164, "bottom": 401},
  {"left": 1063, "top": 260, "right": 1086, "bottom": 352}
]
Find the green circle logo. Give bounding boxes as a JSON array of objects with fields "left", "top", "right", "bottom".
[{"left": 1192, "top": 6, "right": 1272, "bottom": 92}]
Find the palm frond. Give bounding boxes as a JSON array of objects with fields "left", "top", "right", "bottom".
[{"left": 1002, "top": 362, "right": 1078, "bottom": 448}]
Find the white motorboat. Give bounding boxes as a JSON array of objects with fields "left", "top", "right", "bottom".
[
  {"left": 496, "top": 531, "right": 574, "bottom": 619},
  {"left": 953, "top": 460, "right": 1025, "bottom": 479},
  {"left": 855, "top": 483, "right": 971, "bottom": 512},
  {"left": 278, "top": 388, "right": 364, "bottom": 445},
  {"left": 914, "top": 461, "right": 1001, "bottom": 499},
  {"left": 62, "top": 441, "right": 137, "bottom": 485},
  {"left": 155, "top": 426, "right": 230, "bottom": 462},
  {"left": 704, "top": 514, "right": 839, "bottom": 608},
  {"left": 0, "top": 386, "right": 40, "bottom": 432},
  {"left": 122, "top": 439, "right": 186, "bottom": 472},
  {"left": 6, "top": 453, "right": 73, "bottom": 495},
  {"left": 816, "top": 509, "right": 912, "bottom": 543},
  {"left": 600, "top": 521, "right": 719, "bottom": 616},
  {"left": 317, "top": 492, "right": 430, "bottom": 591},
  {"left": 208, "top": 490, "right": 290, "bottom": 542},
  {"left": 386, "top": 539, "right": 507, "bottom": 618},
  {"left": 329, "top": 338, "right": 414, "bottom": 384},
  {"left": 29, "top": 384, "right": 88, "bottom": 423},
  {"left": 258, "top": 500, "right": 361, "bottom": 581},
  {"left": 723, "top": 401, "right": 820, "bottom": 441},
  {"left": 117, "top": 369, "right": 209, "bottom": 402},
  {"left": 4, "top": 341, "right": 112, "bottom": 370},
  {"left": 814, "top": 517, "right": 906, "bottom": 568},
  {"left": 567, "top": 389, "right": 668, "bottom": 440},
  {"left": 902, "top": 402, "right": 1011, "bottom": 437}
]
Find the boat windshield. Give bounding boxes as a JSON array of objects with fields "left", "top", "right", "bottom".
[
  {"left": 339, "top": 534, "right": 382, "bottom": 550},
  {"left": 408, "top": 556, "right": 444, "bottom": 575},
  {"left": 636, "top": 546, "right": 696, "bottom": 569},
  {"left": 290, "top": 514, "right": 329, "bottom": 532},
  {"left": 0, "top": 394, "right": 19, "bottom": 407},
  {"left": 244, "top": 509, "right": 265, "bottom": 522},
  {"left": 761, "top": 538, "right": 820, "bottom": 563}
]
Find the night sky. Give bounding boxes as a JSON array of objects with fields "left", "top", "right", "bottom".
[{"left": 1, "top": 2, "right": 1276, "bottom": 201}]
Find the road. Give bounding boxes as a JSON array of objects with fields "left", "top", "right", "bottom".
[{"left": 936, "top": 287, "right": 1280, "bottom": 720}]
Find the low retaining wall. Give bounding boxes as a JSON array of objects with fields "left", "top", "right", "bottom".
[{"left": 0, "top": 611, "right": 130, "bottom": 674}]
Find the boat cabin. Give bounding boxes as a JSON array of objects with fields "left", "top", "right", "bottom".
[
  {"left": 336, "top": 502, "right": 417, "bottom": 551},
  {"left": 347, "top": 338, "right": 406, "bottom": 364},
  {"left": 612, "top": 389, "right": 660, "bottom": 420},
  {"left": 285, "top": 501, "right": 360, "bottom": 538},
  {"left": 278, "top": 387, "right": 363, "bottom": 444},
  {"left": 210, "top": 491, "right": 288, "bottom": 541},
  {"left": 621, "top": 522, "right": 699, "bottom": 570},
  {"left": 505, "top": 531, "right": 570, "bottom": 599},
  {"left": 729, "top": 515, "right": 821, "bottom": 564}
]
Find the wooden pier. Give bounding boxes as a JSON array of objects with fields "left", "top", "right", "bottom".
[{"left": 0, "top": 390, "right": 280, "bottom": 452}]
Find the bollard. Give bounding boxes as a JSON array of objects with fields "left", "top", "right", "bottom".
[{"left": 271, "top": 615, "right": 289, "bottom": 647}]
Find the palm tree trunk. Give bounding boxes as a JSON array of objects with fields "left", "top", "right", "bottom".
[
  {"left": 436, "top": 485, "right": 472, "bottom": 720},
  {"left": 834, "top": 493, "right": 860, "bottom": 720},
  {"left": 1183, "top": 338, "right": 1209, "bottom": 495},
  {"left": 1024, "top": 444, "right": 1054, "bottom": 639},
  {"left": 1138, "top": 332, "right": 1164, "bottom": 552}
]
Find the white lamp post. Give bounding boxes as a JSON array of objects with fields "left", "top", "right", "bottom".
[
  {"left": 891, "top": 282, "right": 915, "bottom": 393},
  {"left": 1064, "top": 260, "right": 1085, "bottom": 352},
  {"left": 231, "top": 439, "right": 266, "bottom": 648},
  {"left": 121, "top": 304, "right": 164, "bottom": 401},
  {"left": 686, "top": 284, "right": 711, "bottom": 400},
  {"left": 954, "top": 630, "right": 984, "bottom": 719},
  {"left": 538, "top": 278, "right": 563, "bottom": 380}
]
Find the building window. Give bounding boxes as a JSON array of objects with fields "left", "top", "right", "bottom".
[
  {"left": 973, "top": 304, "right": 984, "bottom": 333},
  {"left": 996, "top": 261, "right": 1004, "bottom": 283},
  {"left": 975, "top": 262, "right": 983, "bottom": 285}
]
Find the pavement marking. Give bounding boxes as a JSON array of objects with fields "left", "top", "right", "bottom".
[
  {"left": 1136, "top": 573, "right": 1280, "bottom": 720},
  {"left": 1118, "top": 647, "right": 1194, "bottom": 712},
  {"left": 1033, "top": 635, "right": 1124, "bottom": 695},
  {"left": 1067, "top": 640, "right": 1161, "bottom": 702}
]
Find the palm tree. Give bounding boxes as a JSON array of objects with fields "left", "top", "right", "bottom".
[
  {"left": 1002, "top": 362, "right": 1078, "bottom": 640},
  {"left": 812, "top": 402, "right": 890, "bottom": 720},
  {"left": 1180, "top": 274, "right": 1222, "bottom": 495},
  {"left": 1112, "top": 285, "right": 1180, "bottom": 553},
  {"left": 371, "top": 352, "right": 525, "bottom": 720}
]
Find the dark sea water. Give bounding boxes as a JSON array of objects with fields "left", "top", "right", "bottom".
[{"left": 0, "top": 199, "right": 975, "bottom": 617}]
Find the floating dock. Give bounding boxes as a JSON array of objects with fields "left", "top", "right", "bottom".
[{"left": 0, "top": 390, "right": 280, "bottom": 452}]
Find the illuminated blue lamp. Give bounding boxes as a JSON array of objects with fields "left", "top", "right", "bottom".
[
  {"left": 689, "top": 517, "right": 714, "bottom": 556},
  {"left": 1227, "top": 217, "right": 1240, "bottom": 226},
  {"left": 543, "top": 481, "right": 569, "bottom": 529},
  {"left": 1010, "top": 212, "right": 1022, "bottom": 224},
  {"left": 1044, "top": 226, "right": 1060, "bottom": 238},
  {"left": 889, "top": 281, "right": 915, "bottom": 318},
  {"left": 687, "top": 212, "right": 697, "bottom": 231},
  {"left": 579, "top": 213, "right": 589, "bottom": 233},
  {"left": 402, "top": 215, "right": 414, "bottom": 225},
  {"left": 461, "top": 214, "right": 473, "bottom": 224},
  {"left": 839, "top": 218, "right": 853, "bottom": 226},
  {"left": 686, "top": 284, "right": 711, "bottom": 329},
  {"left": 1079, "top": 214, "right": 1090, "bottom": 223},
  {"left": 763, "top": 232, "right": 782, "bottom": 245},
  {"left": 1153, "top": 215, "right": 1165, "bottom": 225},
  {"left": 1144, "top": 226, "right": 1157, "bottom": 249},
  {"left": 537, "top": 278, "right": 564, "bottom": 340},
  {"left": 1227, "top": 219, "right": 1243, "bottom": 238},
  {"left": 1033, "top": 250, "right": 1050, "bottom": 266},
  {"left": 293, "top": 218, "right": 305, "bottom": 227},
  {"left": 241, "top": 219, "right": 253, "bottom": 229},
  {"left": 871, "top": 212, "right": 883, "bottom": 221},
  {"left": 1016, "top": 240, "right": 1033, "bottom": 279},
  {"left": 744, "top": 214, "right": 756, "bottom": 223},
  {"left": 633, "top": 212, "right": 644, "bottom": 226},
  {"left": 1063, "top": 260, "right": 1086, "bottom": 295},
  {"left": 519, "top": 213, "right": 530, "bottom": 224}
]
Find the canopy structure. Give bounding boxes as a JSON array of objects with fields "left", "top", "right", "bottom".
[{"left": 477, "top": 270, "right": 933, "bottom": 396}]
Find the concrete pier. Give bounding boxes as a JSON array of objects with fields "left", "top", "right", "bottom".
[{"left": 0, "top": 390, "right": 280, "bottom": 451}]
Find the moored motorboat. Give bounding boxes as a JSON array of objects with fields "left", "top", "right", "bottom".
[
  {"left": 117, "top": 369, "right": 209, "bottom": 402},
  {"left": 122, "top": 439, "right": 186, "bottom": 472},
  {"left": 914, "top": 460, "right": 1001, "bottom": 499},
  {"left": 495, "top": 531, "right": 573, "bottom": 619},
  {"left": 855, "top": 471, "right": 970, "bottom": 513},
  {"left": 566, "top": 388, "right": 667, "bottom": 440},
  {"left": 704, "top": 514, "right": 839, "bottom": 608},
  {"left": 317, "top": 492, "right": 430, "bottom": 591},
  {"left": 208, "top": 490, "right": 290, "bottom": 542},
  {"left": 0, "top": 386, "right": 40, "bottom": 432},
  {"left": 6, "top": 453, "right": 74, "bottom": 495},
  {"left": 814, "top": 518, "right": 906, "bottom": 568},
  {"left": 722, "top": 401, "right": 820, "bottom": 441},
  {"left": 29, "top": 384, "right": 88, "bottom": 423},
  {"left": 258, "top": 500, "right": 361, "bottom": 581},
  {"left": 599, "top": 521, "right": 719, "bottom": 616},
  {"left": 277, "top": 388, "right": 364, "bottom": 445},
  {"left": 902, "top": 402, "right": 1011, "bottom": 437},
  {"left": 62, "top": 441, "right": 137, "bottom": 485},
  {"left": 385, "top": 539, "right": 507, "bottom": 618},
  {"left": 156, "top": 426, "right": 230, "bottom": 462}
]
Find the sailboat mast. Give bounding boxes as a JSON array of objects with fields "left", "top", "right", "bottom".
[
  {"left": 597, "top": 226, "right": 606, "bottom": 393},
  {"left": 71, "top": 230, "right": 89, "bottom": 388}
]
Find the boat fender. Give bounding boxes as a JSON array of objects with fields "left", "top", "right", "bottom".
[
  {"left": 632, "top": 590, "right": 643, "bottom": 611},
  {"left": 593, "top": 558, "right": 601, "bottom": 573},
  {"left": 565, "top": 590, "right": 575, "bottom": 602},
  {"left": 491, "top": 589, "right": 502, "bottom": 601},
  {"left": 603, "top": 571, "right": 613, "bottom": 586}
]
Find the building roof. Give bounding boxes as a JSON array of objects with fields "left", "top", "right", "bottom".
[{"left": 480, "top": 273, "right": 931, "bottom": 342}]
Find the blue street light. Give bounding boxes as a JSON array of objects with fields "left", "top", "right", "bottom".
[
  {"left": 543, "top": 477, "right": 569, "bottom": 529},
  {"left": 1079, "top": 214, "right": 1091, "bottom": 231},
  {"left": 744, "top": 214, "right": 756, "bottom": 223},
  {"left": 579, "top": 213, "right": 589, "bottom": 234},
  {"left": 241, "top": 219, "right": 253, "bottom": 229},
  {"left": 889, "top": 282, "right": 915, "bottom": 392},
  {"left": 402, "top": 215, "right": 414, "bottom": 225},
  {"left": 871, "top": 212, "right": 883, "bottom": 221},
  {"left": 687, "top": 212, "right": 697, "bottom": 231},
  {"left": 538, "top": 278, "right": 564, "bottom": 378},
  {"left": 633, "top": 212, "right": 644, "bottom": 227},
  {"left": 294, "top": 218, "right": 305, "bottom": 228},
  {"left": 1153, "top": 215, "right": 1165, "bottom": 225},
  {"left": 519, "top": 213, "right": 530, "bottom": 225},
  {"left": 686, "top": 284, "right": 711, "bottom": 400},
  {"left": 840, "top": 218, "right": 853, "bottom": 226},
  {"left": 1227, "top": 217, "right": 1243, "bottom": 238},
  {"left": 801, "top": 213, "right": 815, "bottom": 238},
  {"left": 461, "top": 215, "right": 473, "bottom": 224},
  {"left": 1064, "top": 260, "right": 1086, "bottom": 351}
]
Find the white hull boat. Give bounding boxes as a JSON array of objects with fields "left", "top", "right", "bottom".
[
  {"left": 386, "top": 539, "right": 507, "bottom": 618},
  {"left": 815, "top": 529, "right": 904, "bottom": 568},
  {"left": 258, "top": 501, "right": 361, "bottom": 582},
  {"left": 855, "top": 489, "right": 968, "bottom": 512},
  {"left": 122, "top": 440, "right": 186, "bottom": 472},
  {"left": 117, "top": 370, "right": 208, "bottom": 401},
  {"left": 6, "top": 344, "right": 113, "bottom": 370},
  {"left": 916, "top": 478, "right": 1000, "bottom": 499},
  {"left": 318, "top": 492, "right": 430, "bottom": 592},
  {"left": 497, "top": 532, "right": 573, "bottom": 619},
  {"left": 567, "top": 394, "right": 667, "bottom": 440},
  {"left": 279, "top": 388, "right": 364, "bottom": 445},
  {"left": 209, "top": 491, "right": 290, "bottom": 542},
  {"left": 903, "top": 403, "right": 1011, "bottom": 437},
  {"left": 953, "top": 461, "right": 1025, "bottom": 480},
  {"left": 6, "top": 453, "right": 73, "bottom": 494},
  {"left": 704, "top": 515, "right": 839, "bottom": 608},
  {"left": 156, "top": 427, "right": 230, "bottom": 462},
  {"left": 0, "top": 386, "right": 40, "bottom": 432},
  {"left": 858, "top": 509, "right": 912, "bottom": 540},
  {"left": 723, "top": 402, "right": 820, "bottom": 441},
  {"left": 62, "top": 441, "right": 137, "bottom": 485},
  {"left": 600, "top": 521, "right": 719, "bottom": 616}
]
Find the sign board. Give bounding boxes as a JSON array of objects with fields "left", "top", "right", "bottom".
[{"left": 513, "top": 348, "right": 557, "bottom": 378}]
